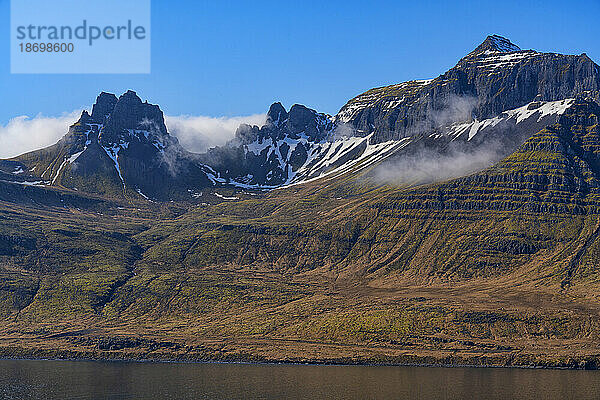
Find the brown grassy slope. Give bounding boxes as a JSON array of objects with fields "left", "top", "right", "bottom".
[{"left": 1, "top": 100, "right": 600, "bottom": 366}]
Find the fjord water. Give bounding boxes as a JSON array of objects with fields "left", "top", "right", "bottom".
[{"left": 1, "top": 360, "right": 600, "bottom": 399}]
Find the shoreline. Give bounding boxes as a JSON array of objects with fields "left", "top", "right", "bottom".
[{"left": 0, "top": 346, "right": 597, "bottom": 370}]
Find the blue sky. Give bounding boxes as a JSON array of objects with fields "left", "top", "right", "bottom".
[{"left": 1, "top": 0, "right": 599, "bottom": 123}]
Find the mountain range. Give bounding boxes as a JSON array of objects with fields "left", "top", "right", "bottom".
[
  {"left": 2, "top": 35, "right": 600, "bottom": 368},
  {"left": 3, "top": 35, "right": 599, "bottom": 202}
]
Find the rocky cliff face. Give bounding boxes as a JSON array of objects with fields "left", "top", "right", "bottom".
[
  {"left": 2, "top": 35, "right": 599, "bottom": 201},
  {"left": 6, "top": 91, "right": 213, "bottom": 201},
  {"left": 199, "top": 102, "right": 336, "bottom": 187},
  {"left": 337, "top": 35, "right": 600, "bottom": 143}
]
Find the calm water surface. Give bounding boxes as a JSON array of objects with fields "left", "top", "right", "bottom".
[{"left": 0, "top": 359, "right": 599, "bottom": 399}]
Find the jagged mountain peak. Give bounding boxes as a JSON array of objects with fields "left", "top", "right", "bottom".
[
  {"left": 1, "top": 90, "right": 216, "bottom": 201},
  {"left": 265, "top": 102, "right": 332, "bottom": 134},
  {"left": 4, "top": 36, "right": 600, "bottom": 203},
  {"left": 87, "top": 90, "right": 165, "bottom": 133},
  {"left": 287, "top": 104, "right": 331, "bottom": 136},
  {"left": 113, "top": 90, "right": 144, "bottom": 112},
  {"left": 91, "top": 92, "right": 118, "bottom": 122},
  {"left": 79, "top": 110, "right": 92, "bottom": 122},
  {"left": 90, "top": 90, "right": 169, "bottom": 144},
  {"left": 337, "top": 35, "right": 600, "bottom": 143},
  {"left": 203, "top": 101, "right": 338, "bottom": 187},
  {"left": 236, "top": 102, "right": 333, "bottom": 144},
  {"left": 266, "top": 102, "right": 288, "bottom": 126},
  {"left": 469, "top": 35, "right": 522, "bottom": 56}
]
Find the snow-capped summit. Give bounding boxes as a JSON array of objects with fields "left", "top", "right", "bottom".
[{"left": 469, "top": 34, "right": 522, "bottom": 56}]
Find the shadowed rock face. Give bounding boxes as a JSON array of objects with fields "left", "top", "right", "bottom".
[
  {"left": 287, "top": 104, "right": 332, "bottom": 140},
  {"left": 266, "top": 102, "right": 288, "bottom": 125},
  {"left": 90, "top": 92, "right": 118, "bottom": 122},
  {"left": 102, "top": 90, "right": 168, "bottom": 144},
  {"left": 200, "top": 102, "right": 334, "bottom": 187},
  {"left": 3, "top": 35, "right": 600, "bottom": 201},
  {"left": 338, "top": 35, "right": 600, "bottom": 143},
  {"left": 6, "top": 91, "right": 213, "bottom": 201}
]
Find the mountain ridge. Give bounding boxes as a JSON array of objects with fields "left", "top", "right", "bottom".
[
  {"left": 3, "top": 35, "right": 600, "bottom": 368},
  {"left": 2, "top": 35, "right": 599, "bottom": 201},
  {"left": 337, "top": 35, "right": 600, "bottom": 142}
]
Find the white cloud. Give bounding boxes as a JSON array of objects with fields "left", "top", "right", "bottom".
[
  {"left": 0, "top": 111, "right": 82, "bottom": 159},
  {"left": 373, "top": 143, "right": 502, "bottom": 185},
  {"left": 165, "top": 114, "right": 266, "bottom": 153},
  {"left": 0, "top": 112, "right": 267, "bottom": 159}
]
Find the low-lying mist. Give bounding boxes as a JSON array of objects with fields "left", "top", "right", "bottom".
[
  {"left": 373, "top": 142, "right": 505, "bottom": 185},
  {"left": 372, "top": 94, "right": 507, "bottom": 185},
  {"left": 0, "top": 111, "right": 81, "bottom": 159},
  {"left": 0, "top": 112, "right": 266, "bottom": 159},
  {"left": 165, "top": 114, "right": 266, "bottom": 153}
]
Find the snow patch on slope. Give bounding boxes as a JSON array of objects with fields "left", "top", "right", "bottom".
[
  {"left": 447, "top": 99, "right": 575, "bottom": 141},
  {"left": 102, "top": 142, "right": 129, "bottom": 188},
  {"left": 474, "top": 51, "right": 536, "bottom": 70}
]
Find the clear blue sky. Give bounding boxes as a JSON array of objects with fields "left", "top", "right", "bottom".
[{"left": 1, "top": 0, "right": 599, "bottom": 123}]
